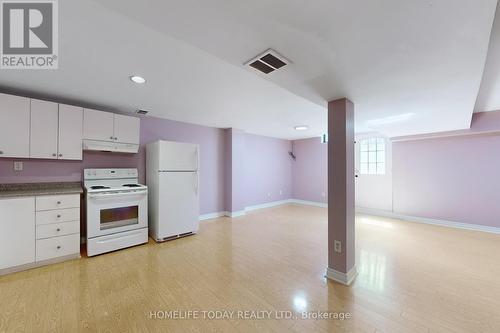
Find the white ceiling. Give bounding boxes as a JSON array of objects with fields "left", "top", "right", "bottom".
[{"left": 0, "top": 0, "right": 497, "bottom": 139}]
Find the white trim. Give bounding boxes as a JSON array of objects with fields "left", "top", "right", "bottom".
[
  {"left": 199, "top": 211, "right": 227, "bottom": 221},
  {"left": 325, "top": 266, "right": 358, "bottom": 285},
  {"left": 357, "top": 207, "right": 500, "bottom": 235},
  {"left": 285, "top": 203, "right": 500, "bottom": 235},
  {"left": 199, "top": 199, "right": 305, "bottom": 220},
  {"left": 245, "top": 199, "right": 293, "bottom": 212},
  {"left": 0, "top": 253, "right": 80, "bottom": 276},
  {"left": 289, "top": 199, "right": 328, "bottom": 208},
  {"left": 390, "top": 129, "right": 500, "bottom": 142},
  {"left": 226, "top": 210, "right": 246, "bottom": 218}
]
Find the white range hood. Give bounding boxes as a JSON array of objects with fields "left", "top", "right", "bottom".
[{"left": 83, "top": 139, "right": 139, "bottom": 153}]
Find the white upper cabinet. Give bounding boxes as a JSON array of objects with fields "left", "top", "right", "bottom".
[
  {"left": 0, "top": 93, "right": 139, "bottom": 159},
  {"left": 30, "top": 99, "right": 59, "bottom": 159},
  {"left": 114, "top": 114, "right": 140, "bottom": 144},
  {"left": 83, "top": 108, "right": 140, "bottom": 145},
  {"left": 58, "top": 104, "right": 83, "bottom": 160},
  {"left": 0, "top": 93, "right": 30, "bottom": 158},
  {"left": 83, "top": 108, "right": 115, "bottom": 142},
  {"left": 30, "top": 101, "right": 83, "bottom": 160}
]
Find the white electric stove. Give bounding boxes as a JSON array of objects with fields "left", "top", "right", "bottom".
[{"left": 84, "top": 168, "right": 148, "bottom": 256}]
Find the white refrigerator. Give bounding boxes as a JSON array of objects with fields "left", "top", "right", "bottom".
[{"left": 146, "top": 140, "right": 200, "bottom": 242}]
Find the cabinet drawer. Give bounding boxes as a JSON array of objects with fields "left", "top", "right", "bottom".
[
  {"left": 36, "top": 234, "right": 80, "bottom": 262},
  {"left": 36, "top": 221, "right": 80, "bottom": 240},
  {"left": 36, "top": 194, "right": 80, "bottom": 211},
  {"left": 36, "top": 208, "right": 79, "bottom": 225}
]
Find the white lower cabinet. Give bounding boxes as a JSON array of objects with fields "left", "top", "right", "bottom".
[
  {"left": 35, "top": 194, "right": 80, "bottom": 263},
  {"left": 0, "top": 194, "right": 80, "bottom": 275},
  {"left": 36, "top": 234, "right": 80, "bottom": 262},
  {"left": 0, "top": 197, "right": 35, "bottom": 270},
  {"left": 36, "top": 208, "right": 80, "bottom": 225},
  {"left": 36, "top": 221, "right": 80, "bottom": 239}
]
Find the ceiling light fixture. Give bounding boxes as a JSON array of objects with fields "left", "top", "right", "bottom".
[
  {"left": 130, "top": 75, "right": 146, "bottom": 84},
  {"left": 294, "top": 125, "right": 309, "bottom": 131}
]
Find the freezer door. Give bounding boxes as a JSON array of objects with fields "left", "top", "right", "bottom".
[
  {"left": 159, "top": 141, "right": 199, "bottom": 171},
  {"left": 157, "top": 172, "right": 199, "bottom": 239}
]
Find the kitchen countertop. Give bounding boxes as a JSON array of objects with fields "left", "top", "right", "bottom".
[{"left": 0, "top": 182, "right": 83, "bottom": 198}]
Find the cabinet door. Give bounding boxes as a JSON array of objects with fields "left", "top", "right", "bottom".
[
  {"left": 113, "top": 114, "right": 140, "bottom": 144},
  {"left": 0, "top": 93, "right": 30, "bottom": 158},
  {"left": 30, "top": 99, "right": 59, "bottom": 159},
  {"left": 58, "top": 104, "right": 83, "bottom": 160},
  {"left": 83, "top": 108, "right": 114, "bottom": 142},
  {"left": 0, "top": 197, "right": 35, "bottom": 270}
]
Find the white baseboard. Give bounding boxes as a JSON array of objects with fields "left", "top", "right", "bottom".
[
  {"left": 199, "top": 199, "right": 296, "bottom": 221},
  {"left": 0, "top": 253, "right": 80, "bottom": 276},
  {"left": 245, "top": 199, "right": 293, "bottom": 212},
  {"left": 325, "top": 266, "right": 358, "bottom": 286},
  {"left": 226, "top": 210, "right": 246, "bottom": 218},
  {"left": 356, "top": 207, "right": 500, "bottom": 235},
  {"left": 289, "top": 199, "right": 328, "bottom": 208},
  {"left": 199, "top": 211, "right": 227, "bottom": 221},
  {"left": 199, "top": 200, "right": 500, "bottom": 236},
  {"left": 286, "top": 202, "right": 500, "bottom": 235},
  {"left": 198, "top": 211, "right": 245, "bottom": 220}
]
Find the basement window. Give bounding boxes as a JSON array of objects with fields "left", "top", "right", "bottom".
[{"left": 359, "top": 138, "right": 385, "bottom": 175}]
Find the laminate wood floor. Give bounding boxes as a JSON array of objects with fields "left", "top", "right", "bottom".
[{"left": 1, "top": 204, "right": 500, "bottom": 332}]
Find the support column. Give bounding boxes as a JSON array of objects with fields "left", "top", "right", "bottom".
[
  {"left": 224, "top": 128, "right": 246, "bottom": 217},
  {"left": 325, "top": 98, "right": 357, "bottom": 285}
]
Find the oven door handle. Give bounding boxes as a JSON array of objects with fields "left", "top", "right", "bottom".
[{"left": 88, "top": 191, "right": 147, "bottom": 199}]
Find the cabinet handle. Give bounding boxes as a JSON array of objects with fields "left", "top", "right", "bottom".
[
  {"left": 114, "top": 137, "right": 118, "bottom": 141},
  {"left": 58, "top": 154, "right": 62, "bottom": 157},
  {"left": 57, "top": 214, "right": 61, "bottom": 218},
  {"left": 0, "top": 150, "right": 3, "bottom": 154},
  {"left": 56, "top": 246, "right": 61, "bottom": 249},
  {"left": 57, "top": 201, "right": 61, "bottom": 204},
  {"left": 52, "top": 153, "right": 57, "bottom": 157},
  {"left": 110, "top": 136, "right": 114, "bottom": 139},
  {"left": 56, "top": 228, "right": 61, "bottom": 232}
]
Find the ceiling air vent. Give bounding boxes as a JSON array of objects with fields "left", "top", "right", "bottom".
[
  {"left": 245, "top": 49, "right": 289, "bottom": 74},
  {"left": 136, "top": 109, "right": 148, "bottom": 115}
]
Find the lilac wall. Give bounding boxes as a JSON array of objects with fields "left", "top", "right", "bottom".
[
  {"left": 393, "top": 133, "right": 500, "bottom": 227},
  {"left": 0, "top": 116, "right": 294, "bottom": 215},
  {"left": 0, "top": 116, "right": 226, "bottom": 215},
  {"left": 291, "top": 137, "right": 328, "bottom": 203},
  {"left": 244, "top": 133, "right": 293, "bottom": 206}
]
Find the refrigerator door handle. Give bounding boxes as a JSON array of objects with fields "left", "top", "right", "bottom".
[
  {"left": 194, "top": 171, "right": 199, "bottom": 195},
  {"left": 194, "top": 147, "right": 199, "bottom": 171}
]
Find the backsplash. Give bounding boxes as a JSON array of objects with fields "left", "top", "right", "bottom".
[{"left": 0, "top": 150, "right": 141, "bottom": 184}]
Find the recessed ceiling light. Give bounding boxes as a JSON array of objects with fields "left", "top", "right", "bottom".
[
  {"left": 294, "top": 125, "right": 309, "bottom": 131},
  {"left": 130, "top": 75, "right": 146, "bottom": 84}
]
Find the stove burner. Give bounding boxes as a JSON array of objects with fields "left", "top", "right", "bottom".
[
  {"left": 123, "top": 184, "right": 141, "bottom": 188},
  {"left": 90, "top": 186, "right": 111, "bottom": 190}
]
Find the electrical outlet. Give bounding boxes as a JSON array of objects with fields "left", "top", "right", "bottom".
[
  {"left": 334, "top": 240, "right": 342, "bottom": 253},
  {"left": 14, "top": 161, "right": 23, "bottom": 171}
]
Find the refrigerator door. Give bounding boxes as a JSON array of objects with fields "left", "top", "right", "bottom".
[
  {"left": 158, "top": 141, "right": 199, "bottom": 171},
  {"left": 157, "top": 171, "right": 199, "bottom": 239}
]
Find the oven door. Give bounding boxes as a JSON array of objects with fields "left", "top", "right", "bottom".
[{"left": 87, "top": 190, "right": 148, "bottom": 238}]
